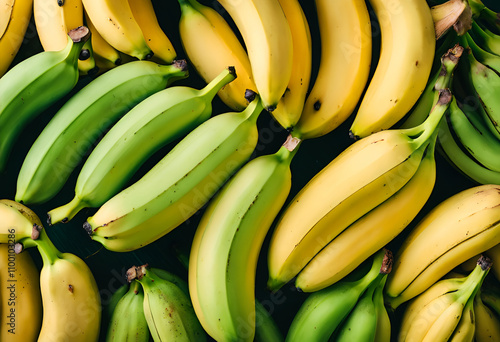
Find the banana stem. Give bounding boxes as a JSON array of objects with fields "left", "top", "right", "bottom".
[
  {"left": 198, "top": 66, "right": 237, "bottom": 100},
  {"left": 242, "top": 91, "right": 264, "bottom": 123},
  {"left": 32, "top": 227, "right": 61, "bottom": 265}
]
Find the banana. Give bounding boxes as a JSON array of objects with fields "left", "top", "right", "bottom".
[
  {"left": 33, "top": 226, "right": 101, "bottom": 342},
  {"left": 0, "top": 26, "right": 89, "bottom": 172},
  {"left": 449, "top": 296, "right": 475, "bottom": 342},
  {"left": 465, "top": 30, "right": 500, "bottom": 72},
  {"left": 446, "top": 95, "right": 500, "bottom": 172},
  {"left": 128, "top": 0, "right": 176, "bottom": 64},
  {"left": 255, "top": 300, "right": 284, "bottom": 342},
  {"left": 0, "top": 243, "right": 42, "bottom": 341},
  {"left": 84, "top": 92, "right": 263, "bottom": 252},
  {"left": 385, "top": 184, "right": 500, "bottom": 307},
  {"left": 294, "top": 130, "right": 438, "bottom": 292},
  {"left": 0, "top": 0, "right": 33, "bottom": 77},
  {"left": 47, "top": 67, "right": 235, "bottom": 225},
  {"left": 373, "top": 277, "right": 391, "bottom": 342},
  {"left": 189, "top": 136, "right": 300, "bottom": 342},
  {"left": 34, "top": 0, "right": 97, "bottom": 75},
  {"left": 285, "top": 249, "right": 392, "bottom": 342},
  {"left": 105, "top": 280, "right": 150, "bottom": 342},
  {"left": 104, "top": 283, "right": 129, "bottom": 321},
  {"left": 292, "top": 0, "right": 372, "bottom": 140},
  {"left": 177, "top": 0, "right": 256, "bottom": 111},
  {"left": 216, "top": 0, "right": 293, "bottom": 111},
  {"left": 82, "top": 0, "right": 152, "bottom": 59},
  {"left": 469, "top": 20, "right": 500, "bottom": 56},
  {"left": 474, "top": 290, "right": 500, "bottom": 342},
  {"left": 0, "top": 200, "right": 42, "bottom": 246},
  {"left": 349, "top": 0, "right": 436, "bottom": 138},
  {"left": 83, "top": 7, "right": 122, "bottom": 70},
  {"left": 437, "top": 108, "right": 500, "bottom": 184},
  {"left": 334, "top": 275, "right": 380, "bottom": 342},
  {"left": 267, "top": 89, "right": 452, "bottom": 292},
  {"left": 130, "top": 265, "right": 206, "bottom": 341},
  {"left": 399, "top": 257, "right": 490, "bottom": 342},
  {"left": 15, "top": 59, "right": 188, "bottom": 206},
  {"left": 268, "top": 0, "right": 312, "bottom": 129}
]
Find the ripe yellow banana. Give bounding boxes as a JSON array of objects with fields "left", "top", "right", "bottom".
[
  {"left": 128, "top": 0, "right": 176, "bottom": 64},
  {"left": 0, "top": 243, "right": 42, "bottom": 341},
  {"left": 216, "top": 0, "right": 293, "bottom": 111},
  {"left": 349, "top": 0, "right": 436, "bottom": 138},
  {"left": 0, "top": 0, "right": 33, "bottom": 77},
  {"left": 293, "top": 0, "right": 372, "bottom": 140},
  {"left": 474, "top": 290, "right": 500, "bottom": 342},
  {"left": 82, "top": 0, "right": 152, "bottom": 59},
  {"left": 386, "top": 184, "right": 500, "bottom": 307}
]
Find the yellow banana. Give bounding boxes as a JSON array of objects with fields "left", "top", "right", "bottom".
[
  {"left": 128, "top": 0, "right": 176, "bottom": 64},
  {"left": 293, "top": 0, "right": 372, "bottom": 140},
  {"left": 216, "top": 0, "right": 293, "bottom": 111},
  {"left": 177, "top": 0, "right": 256, "bottom": 111},
  {"left": 0, "top": 0, "right": 33, "bottom": 77},
  {"left": 474, "top": 290, "right": 500, "bottom": 342},
  {"left": 386, "top": 184, "right": 500, "bottom": 307},
  {"left": 0, "top": 243, "right": 42, "bottom": 341},
  {"left": 349, "top": 0, "right": 436, "bottom": 138}
]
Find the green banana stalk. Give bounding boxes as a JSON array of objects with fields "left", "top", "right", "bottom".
[
  {"left": 131, "top": 265, "right": 206, "bottom": 342},
  {"left": 189, "top": 135, "right": 300, "bottom": 342},
  {"left": 334, "top": 274, "right": 380, "bottom": 342},
  {"left": 0, "top": 26, "right": 90, "bottom": 172},
  {"left": 47, "top": 67, "right": 236, "bottom": 225},
  {"left": 84, "top": 91, "right": 263, "bottom": 252},
  {"left": 16, "top": 59, "right": 189, "bottom": 206},
  {"left": 284, "top": 249, "right": 392, "bottom": 342},
  {"left": 105, "top": 281, "right": 150, "bottom": 342}
]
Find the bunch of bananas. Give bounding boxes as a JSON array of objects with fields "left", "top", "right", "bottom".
[{"left": 1, "top": 0, "right": 500, "bottom": 341}]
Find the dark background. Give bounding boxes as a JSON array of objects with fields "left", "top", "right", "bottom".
[{"left": 1, "top": 0, "right": 499, "bottom": 340}]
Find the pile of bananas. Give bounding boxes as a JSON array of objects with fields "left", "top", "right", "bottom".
[{"left": 1, "top": 0, "right": 500, "bottom": 340}]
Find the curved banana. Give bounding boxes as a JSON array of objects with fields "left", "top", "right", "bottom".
[
  {"left": 216, "top": 0, "right": 293, "bottom": 111},
  {"left": 474, "top": 291, "right": 500, "bottom": 342},
  {"left": 255, "top": 300, "right": 284, "bottom": 342},
  {"left": 128, "top": 0, "right": 176, "bottom": 64},
  {"left": 34, "top": 0, "right": 97, "bottom": 75},
  {"left": 373, "top": 277, "right": 391, "bottom": 342},
  {"left": 0, "top": 200, "right": 42, "bottom": 246},
  {"left": 47, "top": 67, "right": 235, "bottom": 224},
  {"left": 0, "top": 243, "right": 42, "bottom": 341},
  {"left": 349, "top": 0, "right": 436, "bottom": 138},
  {"left": 82, "top": 0, "right": 152, "bottom": 59},
  {"left": 0, "top": 26, "right": 89, "bottom": 172},
  {"left": 269, "top": 0, "right": 312, "bottom": 129},
  {"left": 285, "top": 249, "right": 392, "bottom": 342},
  {"left": 34, "top": 227, "right": 101, "bottom": 342},
  {"left": 0, "top": 0, "right": 33, "bottom": 77},
  {"left": 131, "top": 265, "right": 206, "bottom": 341},
  {"left": 177, "top": 0, "right": 256, "bottom": 111},
  {"left": 267, "top": 90, "right": 452, "bottom": 292},
  {"left": 294, "top": 131, "right": 438, "bottom": 292},
  {"left": 16, "top": 60, "right": 188, "bottom": 206},
  {"left": 469, "top": 20, "right": 500, "bottom": 56},
  {"left": 189, "top": 137, "right": 299, "bottom": 342},
  {"left": 465, "top": 30, "right": 500, "bottom": 73},
  {"left": 84, "top": 92, "right": 264, "bottom": 252},
  {"left": 385, "top": 184, "right": 500, "bottom": 307},
  {"left": 449, "top": 296, "right": 475, "bottom": 342},
  {"left": 105, "top": 280, "right": 150, "bottom": 342},
  {"left": 292, "top": 0, "right": 372, "bottom": 140}
]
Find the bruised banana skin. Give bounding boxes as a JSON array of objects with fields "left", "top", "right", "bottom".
[
  {"left": 15, "top": 59, "right": 188, "bottom": 206},
  {"left": 85, "top": 93, "right": 264, "bottom": 252},
  {"left": 0, "top": 26, "right": 89, "bottom": 172}
]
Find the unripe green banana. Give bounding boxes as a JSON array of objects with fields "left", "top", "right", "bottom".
[
  {"left": 373, "top": 277, "right": 391, "bottom": 342},
  {"left": 130, "top": 265, "right": 206, "bottom": 342},
  {"left": 0, "top": 26, "right": 90, "bottom": 172},
  {"left": 104, "top": 283, "right": 129, "bottom": 321},
  {"left": 334, "top": 274, "right": 380, "bottom": 342},
  {"left": 48, "top": 67, "right": 236, "bottom": 225},
  {"left": 285, "top": 249, "right": 392, "bottom": 342},
  {"left": 255, "top": 301, "right": 284, "bottom": 342},
  {"left": 105, "top": 281, "right": 150, "bottom": 342},
  {"left": 15, "top": 59, "right": 189, "bottom": 206},
  {"left": 84, "top": 91, "right": 263, "bottom": 252}
]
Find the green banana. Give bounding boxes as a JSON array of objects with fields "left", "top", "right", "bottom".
[
  {"left": 0, "top": 26, "right": 90, "bottom": 172},
  {"left": 131, "top": 265, "right": 206, "bottom": 342},
  {"left": 149, "top": 267, "right": 189, "bottom": 298},
  {"left": 447, "top": 95, "right": 500, "bottom": 172},
  {"left": 255, "top": 301, "right": 284, "bottom": 342},
  {"left": 465, "top": 31, "right": 500, "bottom": 72},
  {"left": 83, "top": 91, "right": 263, "bottom": 252},
  {"left": 47, "top": 66, "right": 236, "bottom": 225},
  {"left": 284, "top": 249, "right": 392, "bottom": 342},
  {"left": 334, "top": 274, "right": 380, "bottom": 342},
  {"left": 189, "top": 136, "right": 300, "bottom": 342},
  {"left": 104, "top": 283, "right": 129, "bottom": 321},
  {"left": 16, "top": 59, "right": 189, "bottom": 206},
  {"left": 105, "top": 281, "right": 150, "bottom": 342},
  {"left": 469, "top": 20, "right": 500, "bottom": 56},
  {"left": 373, "top": 277, "right": 391, "bottom": 342}
]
